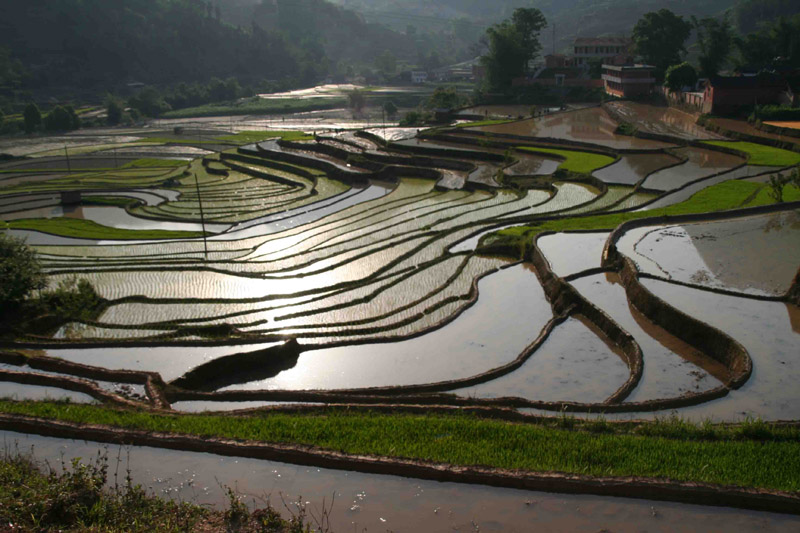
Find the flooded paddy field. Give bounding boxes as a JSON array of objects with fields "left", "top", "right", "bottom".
[
  {"left": 2, "top": 101, "right": 800, "bottom": 522},
  {"left": 473, "top": 107, "right": 676, "bottom": 150},
  {"left": 617, "top": 211, "right": 800, "bottom": 296},
  {"left": 605, "top": 101, "right": 725, "bottom": 140}
]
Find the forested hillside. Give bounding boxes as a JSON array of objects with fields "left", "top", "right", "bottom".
[{"left": 0, "top": 0, "right": 414, "bottom": 94}]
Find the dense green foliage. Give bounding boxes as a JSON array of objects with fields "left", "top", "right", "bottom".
[
  {"left": 693, "top": 14, "right": 735, "bottom": 77},
  {"left": 664, "top": 62, "right": 699, "bottom": 92},
  {"left": 735, "top": 12, "right": 800, "bottom": 67},
  {"left": 43, "top": 105, "right": 81, "bottom": 132},
  {"left": 2, "top": 402, "right": 800, "bottom": 491},
  {"left": 0, "top": 232, "right": 46, "bottom": 311},
  {"left": 23, "top": 103, "right": 41, "bottom": 134},
  {"left": 734, "top": 0, "right": 800, "bottom": 33},
  {"left": 754, "top": 106, "right": 800, "bottom": 122},
  {"left": 481, "top": 8, "right": 547, "bottom": 92},
  {"left": 632, "top": 9, "right": 693, "bottom": 78}
]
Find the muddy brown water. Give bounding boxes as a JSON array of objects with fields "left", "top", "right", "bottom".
[
  {"left": 642, "top": 147, "right": 743, "bottom": 191},
  {"left": 571, "top": 273, "right": 727, "bottom": 403},
  {"left": 474, "top": 107, "right": 675, "bottom": 150},
  {"left": 637, "top": 279, "right": 800, "bottom": 421},
  {"left": 605, "top": 102, "right": 725, "bottom": 140},
  {"left": 218, "top": 264, "right": 553, "bottom": 392},
  {"left": 593, "top": 153, "right": 681, "bottom": 185},
  {"left": 617, "top": 211, "right": 800, "bottom": 297},
  {"left": 453, "top": 315, "right": 629, "bottom": 403},
  {"left": 537, "top": 232, "right": 609, "bottom": 278},
  {"left": 2, "top": 431, "right": 798, "bottom": 532}
]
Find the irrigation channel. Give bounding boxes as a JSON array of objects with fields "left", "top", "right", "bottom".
[{"left": 2, "top": 102, "right": 800, "bottom": 525}]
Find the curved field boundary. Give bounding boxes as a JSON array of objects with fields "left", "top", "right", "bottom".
[
  {"left": 615, "top": 255, "right": 752, "bottom": 388},
  {"left": 697, "top": 116, "right": 800, "bottom": 151},
  {"left": 3, "top": 414, "right": 798, "bottom": 515},
  {"left": 0, "top": 369, "right": 146, "bottom": 409},
  {"left": 528, "top": 235, "right": 642, "bottom": 404}
]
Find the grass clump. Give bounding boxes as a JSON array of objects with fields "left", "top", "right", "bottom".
[
  {"left": 0, "top": 449, "right": 307, "bottom": 532},
  {"left": 702, "top": 141, "right": 800, "bottom": 167},
  {"left": 2, "top": 402, "right": 800, "bottom": 492},
  {"left": 517, "top": 146, "right": 617, "bottom": 174},
  {"left": 1, "top": 218, "right": 205, "bottom": 240}
]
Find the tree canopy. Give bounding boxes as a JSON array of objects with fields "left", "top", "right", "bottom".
[
  {"left": 632, "top": 9, "right": 693, "bottom": 79},
  {"left": 665, "top": 62, "right": 698, "bottom": 91},
  {"left": 693, "top": 14, "right": 735, "bottom": 77},
  {"left": 0, "top": 233, "right": 46, "bottom": 312},
  {"left": 480, "top": 8, "right": 547, "bottom": 93}
]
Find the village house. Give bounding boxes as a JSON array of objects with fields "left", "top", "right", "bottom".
[{"left": 601, "top": 64, "right": 656, "bottom": 98}]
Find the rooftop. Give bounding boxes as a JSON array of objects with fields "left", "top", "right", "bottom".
[{"left": 574, "top": 37, "right": 631, "bottom": 46}]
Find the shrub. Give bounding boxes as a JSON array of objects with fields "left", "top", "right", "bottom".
[{"left": 0, "top": 232, "right": 46, "bottom": 312}]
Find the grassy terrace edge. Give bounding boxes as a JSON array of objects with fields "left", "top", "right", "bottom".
[
  {"left": 1, "top": 402, "right": 800, "bottom": 494},
  {"left": 1, "top": 218, "right": 206, "bottom": 240},
  {"left": 487, "top": 180, "right": 800, "bottom": 252}
]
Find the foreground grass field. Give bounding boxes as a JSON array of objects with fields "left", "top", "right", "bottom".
[
  {"left": 2, "top": 218, "right": 205, "bottom": 240},
  {"left": 517, "top": 146, "right": 617, "bottom": 174},
  {"left": 2, "top": 402, "right": 799, "bottom": 492},
  {"left": 702, "top": 140, "right": 800, "bottom": 166}
]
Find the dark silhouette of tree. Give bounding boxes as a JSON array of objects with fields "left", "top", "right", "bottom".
[
  {"left": 665, "top": 62, "right": 698, "bottom": 91},
  {"left": 693, "top": 14, "right": 735, "bottom": 77},
  {"left": 632, "top": 9, "right": 692, "bottom": 79},
  {"left": 0, "top": 233, "right": 46, "bottom": 313},
  {"left": 44, "top": 105, "right": 80, "bottom": 132},
  {"left": 23, "top": 103, "right": 41, "bottom": 134},
  {"left": 481, "top": 8, "right": 547, "bottom": 92},
  {"left": 106, "top": 95, "right": 123, "bottom": 126}
]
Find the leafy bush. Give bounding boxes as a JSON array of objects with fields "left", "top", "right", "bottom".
[
  {"left": 753, "top": 105, "right": 800, "bottom": 122},
  {"left": 0, "top": 232, "right": 46, "bottom": 312},
  {"left": 39, "top": 276, "right": 103, "bottom": 322}
]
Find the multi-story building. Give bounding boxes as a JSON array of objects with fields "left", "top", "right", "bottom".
[
  {"left": 573, "top": 37, "right": 632, "bottom": 66},
  {"left": 601, "top": 64, "right": 656, "bottom": 98}
]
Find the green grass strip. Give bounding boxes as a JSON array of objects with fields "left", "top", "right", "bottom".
[
  {"left": 457, "top": 119, "right": 515, "bottom": 128},
  {"left": 121, "top": 158, "right": 189, "bottom": 169},
  {"left": 517, "top": 146, "right": 617, "bottom": 174},
  {"left": 493, "top": 180, "right": 798, "bottom": 243},
  {"left": 702, "top": 141, "right": 800, "bottom": 167},
  {"left": 216, "top": 130, "right": 314, "bottom": 144},
  {"left": 1, "top": 218, "right": 204, "bottom": 240},
  {"left": 1, "top": 402, "right": 799, "bottom": 492}
]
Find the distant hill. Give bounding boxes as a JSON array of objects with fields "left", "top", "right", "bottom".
[{"left": 329, "top": 0, "right": 799, "bottom": 53}]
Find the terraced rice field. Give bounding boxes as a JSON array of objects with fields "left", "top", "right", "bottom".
[{"left": 1, "top": 105, "right": 798, "bottom": 424}]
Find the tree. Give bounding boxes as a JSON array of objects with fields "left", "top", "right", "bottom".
[
  {"left": 44, "top": 105, "right": 80, "bottom": 131},
  {"left": 348, "top": 89, "right": 366, "bottom": 112},
  {"left": 375, "top": 50, "right": 397, "bottom": 77},
  {"left": 694, "top": 14, "right": 735, "bottom": 77},
  {"left": 426, "top": 87, "right": 464, "bottom": 110},
  {"left": 481, "top": 8, "right": 547, "bottom": 92},
  {"left": 665, "top": 62, "right": 698, "bottom": 91},
  {"left": 23, "top": 103, "right": 41, "bottom": 134},
  {"left": 632, "top": 10, "right": 693, "bottom": 79},
  {"left": 0, "top": 233, "right": 46, "bottom": 312},
  {"left": 383, "top": 101, "right": 398, "bottom": 119},
  {"left": 106, "top": 95, "right": 123, "bottom": 125}
]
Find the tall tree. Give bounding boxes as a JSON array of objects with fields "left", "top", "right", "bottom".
[
  {"left": 632, "top": 9, "right": 692, "bottom": 79},
  {"left": 23, "top": 103, "right": 40, "bottom": 134},
  {"left": 481, "top": 8, "right": 547, "bottom": 93},
  {"left": 664, "top": 62, "right": 698, "bottom": 91},
  {"left": 693, "top": 14, "right": 735, "bottom": 77}
]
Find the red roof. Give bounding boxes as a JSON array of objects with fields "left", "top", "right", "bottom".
[{"left": 574, "top": 37, "right": 631, "bottom": 46}]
